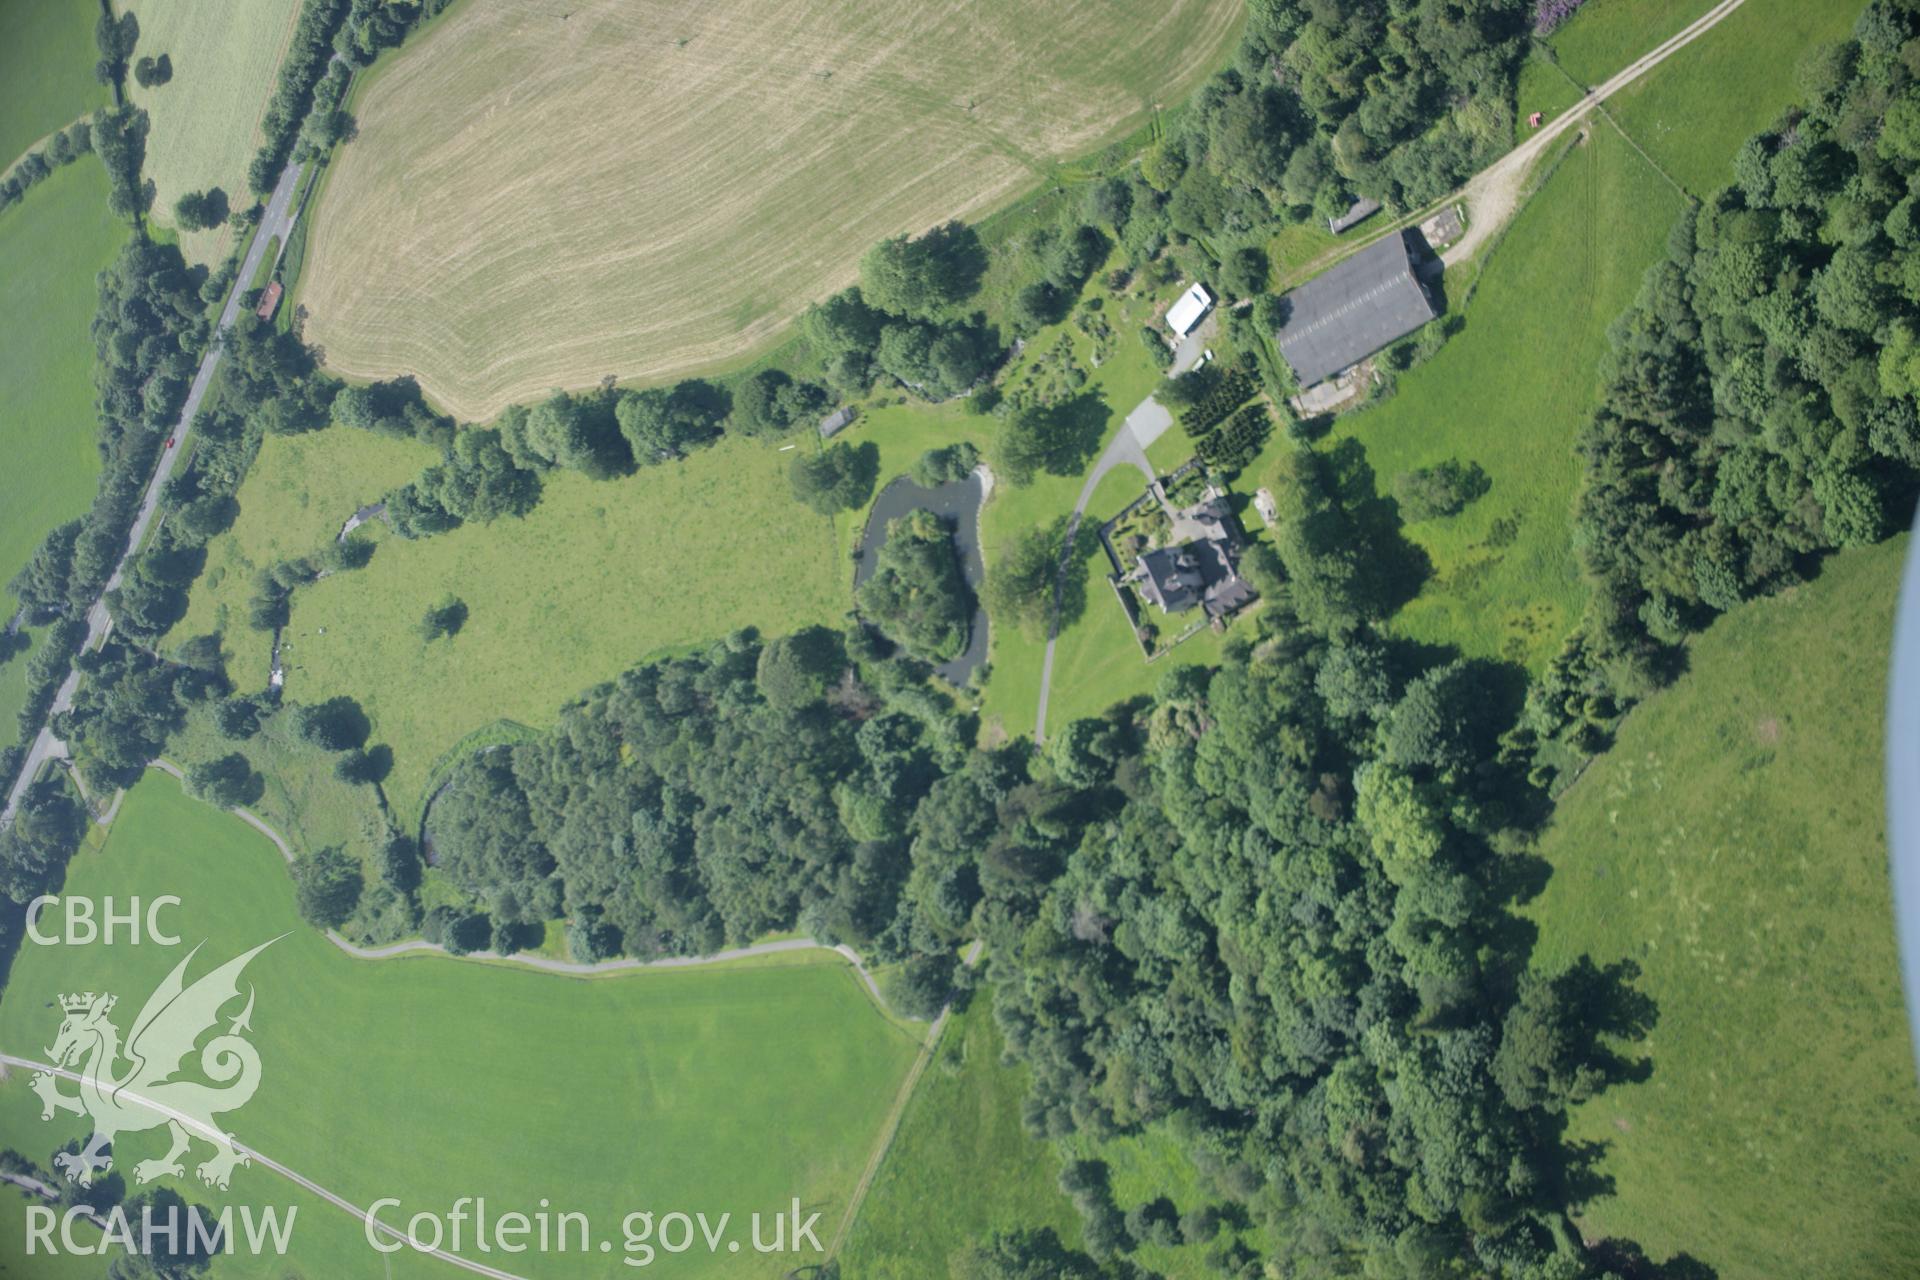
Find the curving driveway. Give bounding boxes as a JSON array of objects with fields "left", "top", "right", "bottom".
[{"left": 1033, "top": 321, "right": 1208, "bottom": 743}]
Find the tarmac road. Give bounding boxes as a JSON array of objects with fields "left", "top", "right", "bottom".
[{"left": 2, "top": 160, "right": 306, "bottom": 824}]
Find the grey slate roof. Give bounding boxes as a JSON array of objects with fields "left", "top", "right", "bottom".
[
  {"left": 1274, "top": 231, "right": 1439, "bottom": 387},
  {"left": 1137, "top": 546, "right": 1201, "bottom": 613},
  {"left": 1328, "top": 196, "right": 1382, "bottom": 234}
]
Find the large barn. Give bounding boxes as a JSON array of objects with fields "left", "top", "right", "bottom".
[{"left": 1274, "top": 230, "right": 1439, "bottom": 388}]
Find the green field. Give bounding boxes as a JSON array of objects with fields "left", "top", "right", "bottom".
[
  {"left": 0, "top": 158, "right": 126, "bottom": 616},
  {"left": 270, "top": 429, "right": 844, "bottom": 819},
  {"left": 0, "top": 0, "right": 106, "bottom": 171},
  {"left": 1527, "top": 538, "right": 1920, "bottom": 1279},
  {"left": 1325, "top": 122, "right": 1685, "bottom": 674},
  {"left": 0, "top": 624, "right": 45, "bottom": 730},
  {"left": 1602, "top": 0, "right": 1867, "bottom": 197},
  {"left": 168, "top": 427, "right": 439, "bottom": 689},
  {"left": 0, "top": 775, "right": 922, "bottom": 1278},
  {"left": 122, "top": 0, "right": 301, "bottom": 264},
  {"left": 840, "top": 994, "right": 1083, "bottom": 1275},
  {"left": 1546, "top": 0, "right": 1721, "bottom": 89}
]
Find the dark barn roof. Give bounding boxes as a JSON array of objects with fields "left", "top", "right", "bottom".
[{"left": 1275, "top": 231, "right": 1439, "bottom": 387}]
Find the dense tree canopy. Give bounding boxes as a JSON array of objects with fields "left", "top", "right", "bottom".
[
  {"left": 857, "top": 509, "right": 973, "bottom": 663},
  {"left": 1525, "top": 0, "right": 1920, "bottom": 779}
]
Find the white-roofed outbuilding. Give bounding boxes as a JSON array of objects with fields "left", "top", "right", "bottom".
[{"left": 1165, "top": 282, "right": 1214, "bottom": 338}]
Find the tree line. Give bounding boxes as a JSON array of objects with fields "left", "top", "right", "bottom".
[
  {"left": 0, "top": 119, "right": 93, "bottom": 217},
  {"left": 1520, "top": 0, "right": 1920, "bottom": 786}
]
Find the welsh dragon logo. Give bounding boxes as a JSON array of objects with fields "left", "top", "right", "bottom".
[{"left": 30, "top": 938, "right": 279, "bottom": 1191}]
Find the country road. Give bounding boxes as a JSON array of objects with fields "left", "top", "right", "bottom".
[
  {"left": 1028, "top": 0, "right": 1749, "bottom": 742},
  {"left": 1, "top": 159, "right": 306, "bottom": 825}
]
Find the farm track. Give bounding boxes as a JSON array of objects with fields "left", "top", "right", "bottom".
[
  {"left": 1030, "top": 0, "right": 1749, "bottom": 740},
  {"left": 139, "top": 757, "right": 898, "bottom": 1007}
]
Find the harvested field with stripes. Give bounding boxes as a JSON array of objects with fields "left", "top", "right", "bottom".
[{"left": 299, "top": 0, "right": 1241, "bottom": 419}]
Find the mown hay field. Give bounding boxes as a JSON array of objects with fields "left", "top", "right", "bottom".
[
  {"left": 0, "top": 775, "right": 921, "bottom": 1279},
  {"left": 299, "top": 0, "right": 1244, "bottom": 420},
  {"left": 123, "top": 0, "right": 302, "bottom": 264},
  {"left": 1527, "top": 538, "right": 1920, "bottom": 1279}
]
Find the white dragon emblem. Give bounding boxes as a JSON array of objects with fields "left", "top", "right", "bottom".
[{"left": 30, "top": 938, "right": 279, "bottom": 1191}]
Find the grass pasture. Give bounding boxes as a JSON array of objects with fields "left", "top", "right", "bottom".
[
  {"left": 1544, "top": 0, "right": 1721, "bottom": 90},
  {"left": 122, "top": 0, "right": 302, "bottom": 264},
  {"left": 1526, "top": 538, "right": 1920, "bottom": 1279},
  {"left": 298, "top": 0, "right": 1244, "bottom": 420},
  {"left": 840, "top": 994, "right": 1083, "bottom": 1275},
  {"left": 0, "top": 775, "right": 922, "bottom": 1279},
  {"left": 167, "top": 426, "right": 438, "bottom": 687},
  {"left": 273, "top": 430, "right": 843, "bottom": 819},
  {"left": 1600, "top": 0, "right": 1867, "bottom": 197},
  {"left": 0, "top": 0, "right": 106, "bottom": 172},
  {"left": 0, "top": 158, "right": 127, "bottom": 615},
  {"left": 1326, "top": 122, "right": 1685, "bottom": 674}
]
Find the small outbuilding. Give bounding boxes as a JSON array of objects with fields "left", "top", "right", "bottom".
[
  {"left": 1328, "top": 197, "right": 1382, "bottom": 235},
  {"left": 255, "top": 281, "right": 284, "bottom": 321},
  {"left": 818, "top": 406, "right": 857, "bottom": 439},
  {"left": 1165, "top": 282, "right": 1214, "bottom": 339}
]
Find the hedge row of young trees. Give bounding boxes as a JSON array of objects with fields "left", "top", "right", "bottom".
[
  {"left": 247, "top": 0, "right": 352, "bottom": 194},
  {"left": 1522, "top": 0, "right": 1920, "bottom": 781},
  {"left": 0, "top": 119, "right": 92, "bottom": 216}
]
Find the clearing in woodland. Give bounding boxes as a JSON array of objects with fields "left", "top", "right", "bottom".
[
  {"left": 298, "top": 0, "right": 1244, "bottom": 420},
  {"left": 258, "top": 427, "right": 842, "bottom": 821}
]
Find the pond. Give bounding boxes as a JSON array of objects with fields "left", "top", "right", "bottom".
[{"left": 853, "top": 467, "right": 991, "bottom": 686}]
